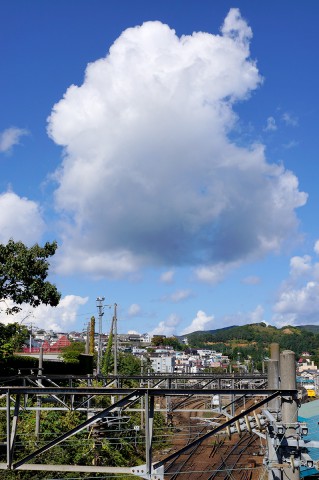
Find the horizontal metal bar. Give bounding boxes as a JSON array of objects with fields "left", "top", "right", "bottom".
[
  {"left": 0, "top": 406, "right": 220, "bottom": 411},
  {"left": 0, "top": 387, "right": 296, "bottom": 396},
  {"left": 1, "top": 373, "right": 267, "bottom": 380},
  {"left": 0, "top": 462, "right": 134, "bottom": 472}
]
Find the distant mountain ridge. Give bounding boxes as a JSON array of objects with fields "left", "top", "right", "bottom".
[
  {"left": 297, "top": 325, "right": 319, "bottom": 334},
  {"left": 176, "top": 323, "right": 319, "bottom": 357},
  {"left": 179, "top": 323, "right": 319, "bottom": 337}
]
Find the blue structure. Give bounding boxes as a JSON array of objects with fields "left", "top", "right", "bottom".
[{"left": 299, "top": 399, "right": 319, "bottom": 477}]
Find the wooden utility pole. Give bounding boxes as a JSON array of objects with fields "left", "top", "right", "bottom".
[{"left": 89, "top": 316, "right": 95, "bottom": 355}]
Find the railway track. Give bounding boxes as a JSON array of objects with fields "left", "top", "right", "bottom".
[
  {"left": 162, "top": 394, "right": 265, "bottom": 480},
  {"left": 165, "top": 432, "right": 263, "bottom": 479},
  {"left": 207, "top": 434, "right": 257, "bottom": 480}
]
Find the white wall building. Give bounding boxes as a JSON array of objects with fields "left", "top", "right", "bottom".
[
  {"left": 140, "top": 333, "right": 151, "bottom": 343},
  {"left": 150, "top": 355, "right": 176, "bottom": 373}
]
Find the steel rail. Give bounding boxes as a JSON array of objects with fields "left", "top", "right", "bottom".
[
  {"left": 153, "top": 391, "right": 283, "bottom": 469},
  {"left": 208, "top": 434, "right": 256, "bottom": 480},
  {"left": 164, "top": 393, "right": 253, "bottom": 479}
]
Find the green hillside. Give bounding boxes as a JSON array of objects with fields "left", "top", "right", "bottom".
[
  {"left": 181, "top": 323, "right": 319, "bottom": 368},
  {"left": 297, "top": 325, "right": 319, "bottom": 334}
]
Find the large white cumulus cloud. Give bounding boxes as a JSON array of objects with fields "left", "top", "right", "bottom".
[
  {"left": 0, "top": 295, "right": 88, "bottom": 331},
  {"left": 48, "top": 9, "right": 306, "bottom": 277}
]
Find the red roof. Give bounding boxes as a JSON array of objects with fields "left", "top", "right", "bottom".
[{"left": 51, "top": 335, "right": 71, "bottom": 349}]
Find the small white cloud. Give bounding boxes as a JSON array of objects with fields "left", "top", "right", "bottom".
[
  {"left": 170, "top": 290, "right": 192, "bottom": 302},
  {"left": 313, "top": 263, "right": 319, "bottom": 281},
  {"left": 270, "top": 241, "right": 319, "bottom": 325},
  {"left": 128, "top": 303, "right": 141, "bottom": 317},
  {"left": 219, "top": 305, "right": 265, "bottom": 327},
  {"left": 249, "top": 305, "right": 265, "bottom": 323},
  {"left": 272, "top": 312, "right": 298, "bottom": 327},
  {"left": 0, "top": 127, "right": 29, "bottom": 153},
  {"left": 127, "top": 329, "right": 140, "bottom": 335},
  {"left": 289, "top": 255, "right": 312, "bottom": 277},
  {"left": 161, "top": 289, "right": 192, "bottom": 303},
  {"left": 181, "top": 310, "right": 215, "bottom": 335},
  {"left": 241, "top": 275, "right": 261, "bottom": 285},
  {"left": 195, "top": 262, "right": 236, "bottom": 284},
  {"left": 160, "top": 270, "right": 175, "bottom": 284},
  {"left": 221, "top": 7, "right": 252, "bottom": 43},
  {"left": 282, "top": 112, "right": 298, "bottom": 127},
  {"left": 0, "top": 191, "right": 45, "bottom": 245},
  {"left": 283, "top": 140, "right": 298, "bottom": 150},
  {"left": 150, "top": 313, "right": 181, "bottom": 336},
  {"left": 264, "top": 116, "right": 277, "bottom": 132},
  {"left": 0, "top": 295, "right": 88, "bottom": 331}
]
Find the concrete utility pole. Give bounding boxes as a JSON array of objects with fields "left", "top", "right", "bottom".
[
  {"left": 268, "top": 343, "right": 280, "bottom": 414},
  {"left": 265, "top": 346, "right": 301, "bottom": 480},
  {"left": 35, "top": 346, "right": 43, "bottom": 440},
  {"left": 29, "top": 323, "right": 33, "bottom": 353},
  {"left": 113, "top": 303, "right": 118, "bottom": 381},
  {"left": 280, "top": 350, "right": 299, "bottom": 480},
  {"left": 96, "top": 297, "right": 105, "bottom": 375},
  {"left": 267, "top": 343, "right": 281, "bottom": 480},
  {"left": 270, "top": 342, "right": 280, "bottom": 362}
]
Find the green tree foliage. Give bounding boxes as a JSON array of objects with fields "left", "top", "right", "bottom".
[
  {"left": 118, "top": 352, "right": 142, "bottom": 376},
  {"left": 102, "top": 352, "right": 142, "bottom": 387},
  {"left": 60, "top": 341, "right": 85, "bottom": 364},
  {"left": 0, "top": 322, "right": 28, "bottom": 358},
  {"left": 0, "top": 239, "right": 61, "bottom": 314},
  {"left": 152, "top": 335, "right": 166, "bottom": 346},
  {"left": 0, "top": 404, "right": 98, "bottom": 479},
  {"left": 152, "top": 335, "right": 183, "bottom": 350}
]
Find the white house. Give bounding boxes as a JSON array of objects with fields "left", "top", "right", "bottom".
[{"left": 150, "top": 355, "right": 176, "bottom": 373}]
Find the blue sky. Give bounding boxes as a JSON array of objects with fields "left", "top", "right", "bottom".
[{"left": 1, "top": 0, "right": 319, "bottom": 335}]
